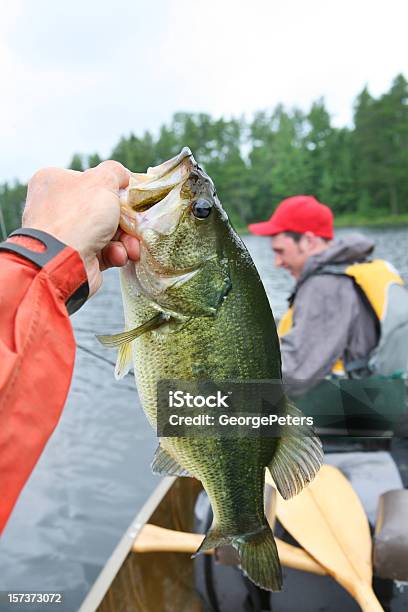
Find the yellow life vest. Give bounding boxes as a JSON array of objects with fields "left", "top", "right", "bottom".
[{"left": 278, "top": 259, "right": 406, "bottom": 377}]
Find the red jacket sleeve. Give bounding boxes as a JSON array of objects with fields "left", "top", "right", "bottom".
[{"left": 0, "top": 239, "right": 87, "bottom": 534}]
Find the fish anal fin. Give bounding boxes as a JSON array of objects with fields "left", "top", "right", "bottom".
[
  {"left": 267, "top": 402, "right": 323, "bottom": 499},
  {"left": 193, "top": 527, "right": 228, "bottom": 556},
  {"left": 96, "top": 313, "right": 169, "bottom": 348},
  {"left": 114, "top": 342, "right": 132, "bottom": 380},
  {"left": 151, "top": 445, "right": 192, "bottom": 477}
]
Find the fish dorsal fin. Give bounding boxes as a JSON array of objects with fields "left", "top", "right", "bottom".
[
  {"left": 114, "top": 342, "right": 133, "bottom": 380},
  {"left": 267, "top": 402, "right": 323, "bottom": 499},
  {"left": 151, "top": 445, "right": 192, "bottom": 477},
  {"left": 96, "top": 313, "right": 170, "bottom": 348}
]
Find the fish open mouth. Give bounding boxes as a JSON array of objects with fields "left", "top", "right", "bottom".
[{"left": 119, "top": 147, "right": 195, "bottom": 237}]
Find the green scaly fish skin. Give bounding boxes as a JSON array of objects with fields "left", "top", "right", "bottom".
[{"left": 98, "top": 148, "right": 322, "bottom": 591}]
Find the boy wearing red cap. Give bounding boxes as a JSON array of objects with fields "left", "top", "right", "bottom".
[{"left": 248, "top": 195, "right": 379, "bottom": 395}]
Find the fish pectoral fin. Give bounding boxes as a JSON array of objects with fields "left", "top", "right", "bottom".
[
  {"left": 267, "top": 402, "right": 323, "bottom": 499},
  {"left": 151, "top": 445, "right": 192, "bottom": 477},
  {"left": 96, "top": 313, "right": 170, "bottom": 348},
  {"left": 114, "top": 342, "right": 132, "bottom": 380}
]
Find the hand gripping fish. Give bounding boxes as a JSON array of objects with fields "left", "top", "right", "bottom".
[{"left": 98, "top": 148, "right": 323, "bottom": 591}]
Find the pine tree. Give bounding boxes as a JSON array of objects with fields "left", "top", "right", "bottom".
[
  {"left": 88, "top": 153, "right": 102, "bottom": 168},
  {"left": 69, "top": 154, "right": 84, "bottom": 171}
]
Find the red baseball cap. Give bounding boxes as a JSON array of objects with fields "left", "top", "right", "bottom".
[{"left": 248, "top": 195, "right": 334, "bottom": 239}]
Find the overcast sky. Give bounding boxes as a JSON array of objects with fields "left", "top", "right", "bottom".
[{"left": 0, "top": 0, "right": 407, "bottom": 183}]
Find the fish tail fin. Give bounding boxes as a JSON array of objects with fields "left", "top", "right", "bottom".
[
  {"left": 268, "top": 401, "right": 323, "bottom": 499},
  {"left": 194, "top": 523, "right": 282, "bottom": 592},
  {"left": 233, "top": 524, "right": 282, "bottom": 591}
]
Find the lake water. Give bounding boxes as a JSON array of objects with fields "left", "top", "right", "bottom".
[{"left": 1, "top": 227, "right": 408, "bottom": 611}]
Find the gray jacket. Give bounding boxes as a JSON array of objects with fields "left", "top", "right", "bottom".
[{"left": 281, "top": 234, "right": 379, "bottom": 395}]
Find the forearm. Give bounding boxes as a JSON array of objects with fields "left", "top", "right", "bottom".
[{"left": 0, "top": 242, "right": 86, "bottom": 533}]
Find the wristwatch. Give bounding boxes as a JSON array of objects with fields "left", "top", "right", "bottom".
[{"left": 0, "top": 228, "right": 89, "bottom": 315}]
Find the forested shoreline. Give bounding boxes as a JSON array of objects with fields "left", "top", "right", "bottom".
[{"left": 1, "top": 74, "right": 407, "bottom": 236}]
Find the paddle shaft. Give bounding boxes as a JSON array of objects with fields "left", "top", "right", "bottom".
[{"left": 354, "top": 582, "right": 385, "bottom": 612}]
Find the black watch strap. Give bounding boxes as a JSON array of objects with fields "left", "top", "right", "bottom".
[
  {"left": 0, "top": 228, "right": 67, "bottom": 267},
  {"left": 0, "top": 228, "right": 89, "bottom": 315}
]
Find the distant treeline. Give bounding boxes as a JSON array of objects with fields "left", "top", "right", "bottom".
[{"left": 1, "top": 73, "right": 407, "bottom": 234}]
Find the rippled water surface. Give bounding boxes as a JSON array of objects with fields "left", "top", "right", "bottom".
[{"left": 1, "top": 227, "right": 407, "bottom": 610}]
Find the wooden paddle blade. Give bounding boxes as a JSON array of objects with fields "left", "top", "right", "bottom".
[
  {"left": 277, "top": 539, "right": 326, "bottom": 576},
  {"left": 132, "top": 524, "right": 326, "bottom": 576},
  {"left": 267, "top": 465, "right": 383, "bottom": 612}
]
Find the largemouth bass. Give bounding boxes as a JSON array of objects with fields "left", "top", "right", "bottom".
[{"left": 98, "top": 148, "right": 322, "bottom": 590}]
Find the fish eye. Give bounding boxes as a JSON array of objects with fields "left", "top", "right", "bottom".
[{"left": 192, "top": 198, "right": 212, "bottom": 219}]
